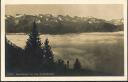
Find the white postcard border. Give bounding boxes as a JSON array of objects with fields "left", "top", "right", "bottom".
[{"left": 1, "top": 0, "right": 127, "bottom": 81}]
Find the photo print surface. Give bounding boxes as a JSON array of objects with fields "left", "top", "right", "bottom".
[{"left": 5, "top": 4, "right": 124, "bottom": 76}]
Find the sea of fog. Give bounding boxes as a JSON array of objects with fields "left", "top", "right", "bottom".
[{"left": 6, "top": 32, "right": 124, "bottom": 75}]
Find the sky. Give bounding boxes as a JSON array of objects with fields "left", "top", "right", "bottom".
[{"left": 5, "top": 4, "right": 123, "bottom": 20}]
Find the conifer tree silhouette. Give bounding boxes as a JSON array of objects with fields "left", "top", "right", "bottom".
[
  {"left": 24, "top": 21, "right": 43, "bottom": 69},
  {"left": 43, "top": 38, "right": 54, "bottom": 63},
  {"left": 73, "top": 58, "right": 82, "bottom": 70},
  {"left": 25, "top": 21, "right": 42, "bottom": 50}
]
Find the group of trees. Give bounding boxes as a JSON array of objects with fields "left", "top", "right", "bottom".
[
  {"left": 5, "top": 21, "right": 82, "bottom": 75},
  {"left": 5, "top": 14, "right": 123, "bottom": 34}
]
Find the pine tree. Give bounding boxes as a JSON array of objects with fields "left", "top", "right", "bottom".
[
  {"left": 24, "top": 21, "right": 43, "bottom": 69},
  {"left": 73, "top": 58, "right": 82, "bottom": 70},
  {"left": 43, "top": 38, "right": 54, "bottom": 63},
  {"left": 25, "top": 21, "right": 42, "bottom": 51}
]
